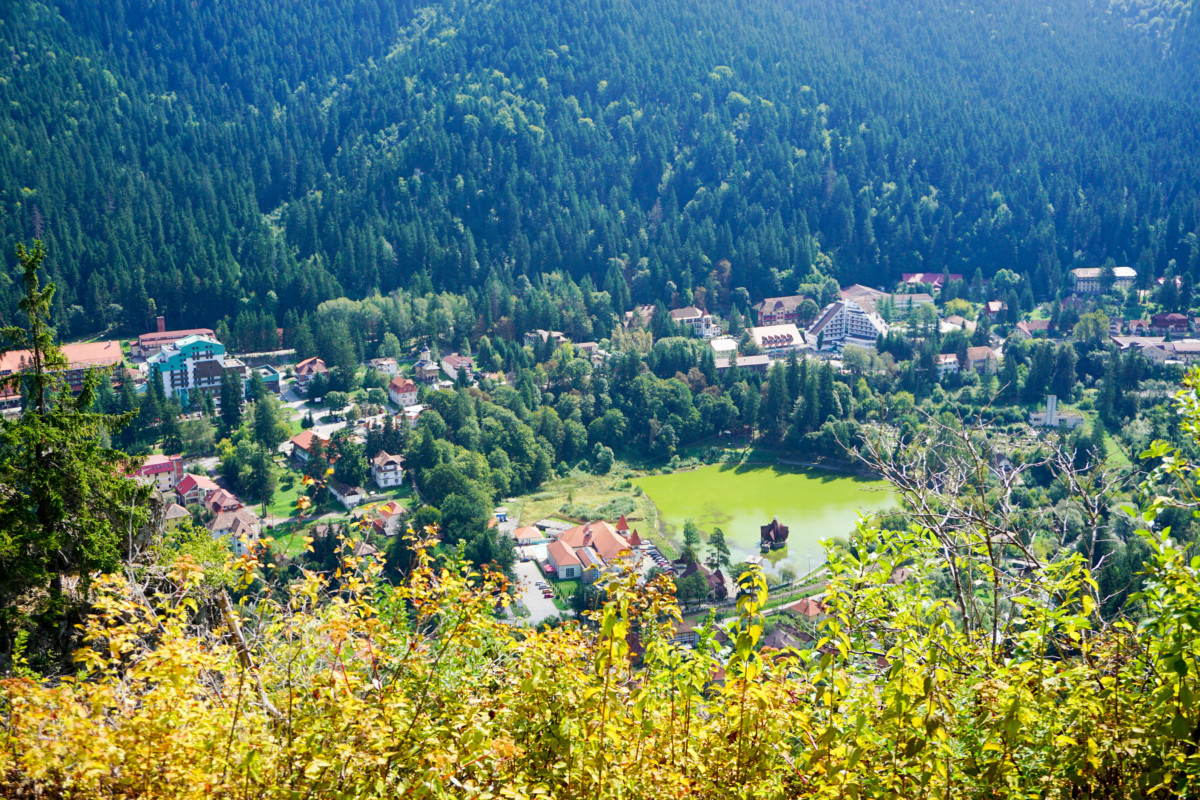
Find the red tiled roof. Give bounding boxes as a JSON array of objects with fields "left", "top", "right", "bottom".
[{"left": 289, "top": 430, "right": 326, "bottom": 452}]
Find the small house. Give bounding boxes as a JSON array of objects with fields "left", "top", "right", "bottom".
[{"left": 760, "top": 516, "right": 789, "bottom": 551}]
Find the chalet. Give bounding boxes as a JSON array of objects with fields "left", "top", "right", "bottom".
[
  {"left": 294, "top": 357, "right": 328, "bottom": 392},
  {"left": 329, "top": 481, "right": 366, "bottom": 510},
  {"left": 1015, "top": 320, "right": 1053, "bottom": 339},
  {"left": 367, "top": 357, "right": 400, "bottom": 376},
  {"left": 369, "top": 501, "right": 408, "bottom": 537},
  {"left": 440, "top": 353, "right": 475, "bottom": 382},
  {"left": 207, "top": 507, "right": 260, "bottom": 556},
  {"left": 1128, "top": 319, "right": 1154, "bottom": 336},
  {"left": 524, "top": 329, "right": 569, "bottom": 348},
  {"left": 176, "top": 473, "right": 219, "bottom": 506},
  {"left": 289, "top": 430, "right": 327, "bottom": 465},
  {"left": 966, "top": 346, "right": 998, "bottom": 374},
  {"left": 164, "top": 502, "right": 190, "bottom": 530},
  {"left": 1151, "top": 312, "right": 1190, "bottom": 337},
  {"left": 782, "top": 597, "right": 828, "bottom": 619},
  {"left": 981, "top": 300, "right": 1006, "bottom": 319},
  {"left": 130, "top": 454, "right": 184, "bottom": 492},
  {"left": 760, "top": 516, "right": 789, "bottom": 551},
  {"left": 207, "top": 489, "right": 242, "bottom": 514},
  {"left": 753, "top": 295, "right": 810, "bottom": 327},
  {"left": 942, "top": 315, "right": 976, "bottom": 334},
  {"left": 371, "top": 451, "right": 404, "bottom": 489},
  {"left": 387, "top": 376, "right": 418, "bottom": 407}
]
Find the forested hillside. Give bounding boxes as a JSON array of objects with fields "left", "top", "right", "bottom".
[{"left": 2, "top": 0, "right": 1198, "bottom": 335}]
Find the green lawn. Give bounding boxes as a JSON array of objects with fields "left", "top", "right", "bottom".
[
  {"left": 267, "top": 473, "right": 308, "bottom": 518},
  {"left": 552, "top": 578, "right": 581, "bottom": 610}
]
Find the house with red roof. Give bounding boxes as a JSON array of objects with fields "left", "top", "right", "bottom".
[
  {"left": 289, "top": 429, "right": 328, "bottom": 465},
  {"left": 130, "top": 454, "right": 184, "bottom": 493},
  {"left": 547, "top": 540, "right": 583, "bottom": 579},
  {"left": 544, "top": 519, "right": 643, "bottom": 583},
  {"left": 207, "top": 489, "right": 242, "bottom": 514},
  {"left": 294, "top": 357, "right": 328, "bottom": 393},
  {"left": 176, "top": 473, "right": 219, "bottom": 506},
  {"left": 388, "top": 376, "right": 418, "bottom": 407}
]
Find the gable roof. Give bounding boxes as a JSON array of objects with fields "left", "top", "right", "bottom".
[
  {"left": 289, "top": 430, "right": 326, "bottom": 452},
  {"left": 372, "top": 451, "right": 404, "bottom": 469},
  {"left": 761, "top": 517, "right": 789, "bottom": 544},
  {"left": 513, "top": 526, "right": 542, "bottom": 542},
  {"left": 967, "top": 346, "right": 996, "bottom": 362},
  {"left": 669, "top": 306, "right": 703, "bottom": 320},
  {"left": 177, "top": 473, "right": 219, "bottom": 495},
  {"left": 164, "top": 502, "right": 190, "bottom": 522},
  {"left": 752, "top": 295, "right": 807, "bottom": 314},
  {"left": 547, "top": 539, "right": 581, "bottom": 568},
  {"left": 559, "top": 521, "right": 631, "bottom": 561},
  {"left": 388, "top": 376, "right": 417, "bottom": 394},
  {"left": 295, "top": 357, "right": 328, "bottom": 376},
  {"left": 207, "top": 488, "right": 240, "bottom": 509},
  {"left": 208, "top": 507, "right": 259, "bottom": 537}
]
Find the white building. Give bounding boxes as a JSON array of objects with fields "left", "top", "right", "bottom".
[
  {"left": 371, "top": 451, "right": 405, "bottom": 489},
  {"left": 388, "top": 376, "right": 418, "bottom": 407},
  {"left": 669, "top": 307, "right": 719, "bottom": 338},
  {"left": 1071, "top": 266, "right": 1137, "bottom": 295},
  {"left": 807, "top": 299, "right": 889, "bottom": 349},
  {"left": 749, "top": 324, "right": 810, "bottom": 360}
]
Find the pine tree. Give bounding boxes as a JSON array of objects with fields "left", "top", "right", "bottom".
[{"left": 0, "top": 242, "right": 145, "bottom": 653}]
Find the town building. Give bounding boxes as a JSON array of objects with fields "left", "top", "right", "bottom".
[
  {"left": 440, "top": 353, "right": 475, "bottom": 382},
  {"left": 669, "top": 307, "right": 718, "bottom": 338},
  {"left": 1071, "top": 266, "right": 1137, "bottom": 294},
  {"left": 130, "top": 454, "right": 184, "bottom": 493},
  {"left": 966, "top": 346, "right": 998, "bottom": 374},
  {"left": 289, "top": 430, "right": 327, "bottom": 465},
  {"left": 714, "top": 354, "right": 771, "bottom": 375},
  {"left": 371, "top": 451, "right": 405, "bottom": 489},
  {"left": 523, "top": 329, "right": 570, "bottom": 348},
  {"left": 132, "top": 318, "right": 215, "bottom": 360},
  {"left": 294, "top": 357, "right": 328, "bottom": 393},
  {"left": 981, "top": 300, "right": 1007, "bottom": 319},
  {"left": 256, "top": 365, "right": 282, "bottom": 394},
  {"left": 164, "top": 502, "right": 190, "bottom": 530},
  {"left": 146, "top": 334, "right": 247, "bottom": 407},
  {"left": 900, "top": 273, "right": 963, "bottom": 290},
  {"left": 752, "top": 295, "right": 810, "bottom": 326},
  {"left": 207, "top": 507, "right": 261, "bottom": 556},
  {"left": 400, "top": 404, "right": 426, "bottom": 425},
  {"left": 749, "top": 324, "right": 810, "bottom": 359},
  {"left": 545, "top": 520, "right": 639, "bottom": 582},
  {"left": 709, "top": 337, "right": 739, "bottom": 357},
  {"left": 1151, "top": 312, "right": 1190, "bottom": 337},
  {"left": 1030, "top": 395, "right": 1085, "bottom": 429},
  {"left": 0, "top": 340, "right": 125, "bottom": 407},
  {"left": 388, "top": 376, "right": 418, "bottom": 407},
  {"left": 207, "top": 489, "right": 242, "bottom": 515},
  {"left": 176, "top": 473, "right": 220, "bottom": 506},
  {"left": 368, "top": 501, "right": 408, "bottom": 537},
  {"left": 840, "top": 284, "right": 888, "bottom": 315},
  {"left": 1015, "top": 320, "right": 1053, "bottom": 339},
  {"left": 807, "top": 299, "right": 889, "bottom": 349},
  {"left": 935, "top": 353, "right": 960, "bottom": 378},
  {"left": 367, "top": 357, "right": 400, "bottom": 376},
  {"left": 329, "top": 481, "right": 366, "bottom": 509}
]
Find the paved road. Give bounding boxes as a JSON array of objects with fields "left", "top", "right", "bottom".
[{"left": 514, "top": 560, "right": 560, "bottom": 625}]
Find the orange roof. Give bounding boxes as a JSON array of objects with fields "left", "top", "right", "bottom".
[
  {"left": 389, "top": 376, "right": 417, "bottom": 393},
  {"left": 628, "top": 529, "right": 642, "bottom": 547},
  {"left": 0, "top": 340, "right": 123, "bottom": 374},
  {"left": 295, "top": 357, "right": 328, "bottom": 376},
  {"left": 559, "top": 521, "right": 630, "bottom": 561},
  {"left": 513, "top": 526, "right": 541, "bottom": 542},
  {"left": 547, "top": 539, "right": 581, "bottom": 568},
  {"left": 136, "top": 328, "right": 213, "bottom": 345},
  {"left": 289, "top": 430, "right": 326, "bottom": 451},
  {"left": 177, "top": 473, "right": 219, "bottom": 494},
  {"left": 616, "top": 514, "right": 629, "bottom": 532}
]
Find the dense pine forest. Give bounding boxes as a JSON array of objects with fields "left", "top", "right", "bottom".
[{"left": 2, "top": 0, "right": 1199, "bottom": 335}]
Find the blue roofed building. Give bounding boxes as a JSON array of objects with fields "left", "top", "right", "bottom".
[{"left": 146, "top": 334, "right": 248, "bottom": 408}]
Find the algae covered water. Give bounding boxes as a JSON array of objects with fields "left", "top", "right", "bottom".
[{"left": 635, "top": 464, "right": 893, "bottom": 574}]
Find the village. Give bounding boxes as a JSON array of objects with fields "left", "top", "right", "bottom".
[{"left": 0, "top": 262, "right": 1184, "bottom": 649}]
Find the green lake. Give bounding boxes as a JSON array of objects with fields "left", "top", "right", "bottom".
[{"left": 635, "top": 464, "right": 893, "bottom": 574}]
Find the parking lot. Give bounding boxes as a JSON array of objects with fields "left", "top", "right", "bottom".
[{"left": 514, "top": 560, "right": 559, "bottom": 625}]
